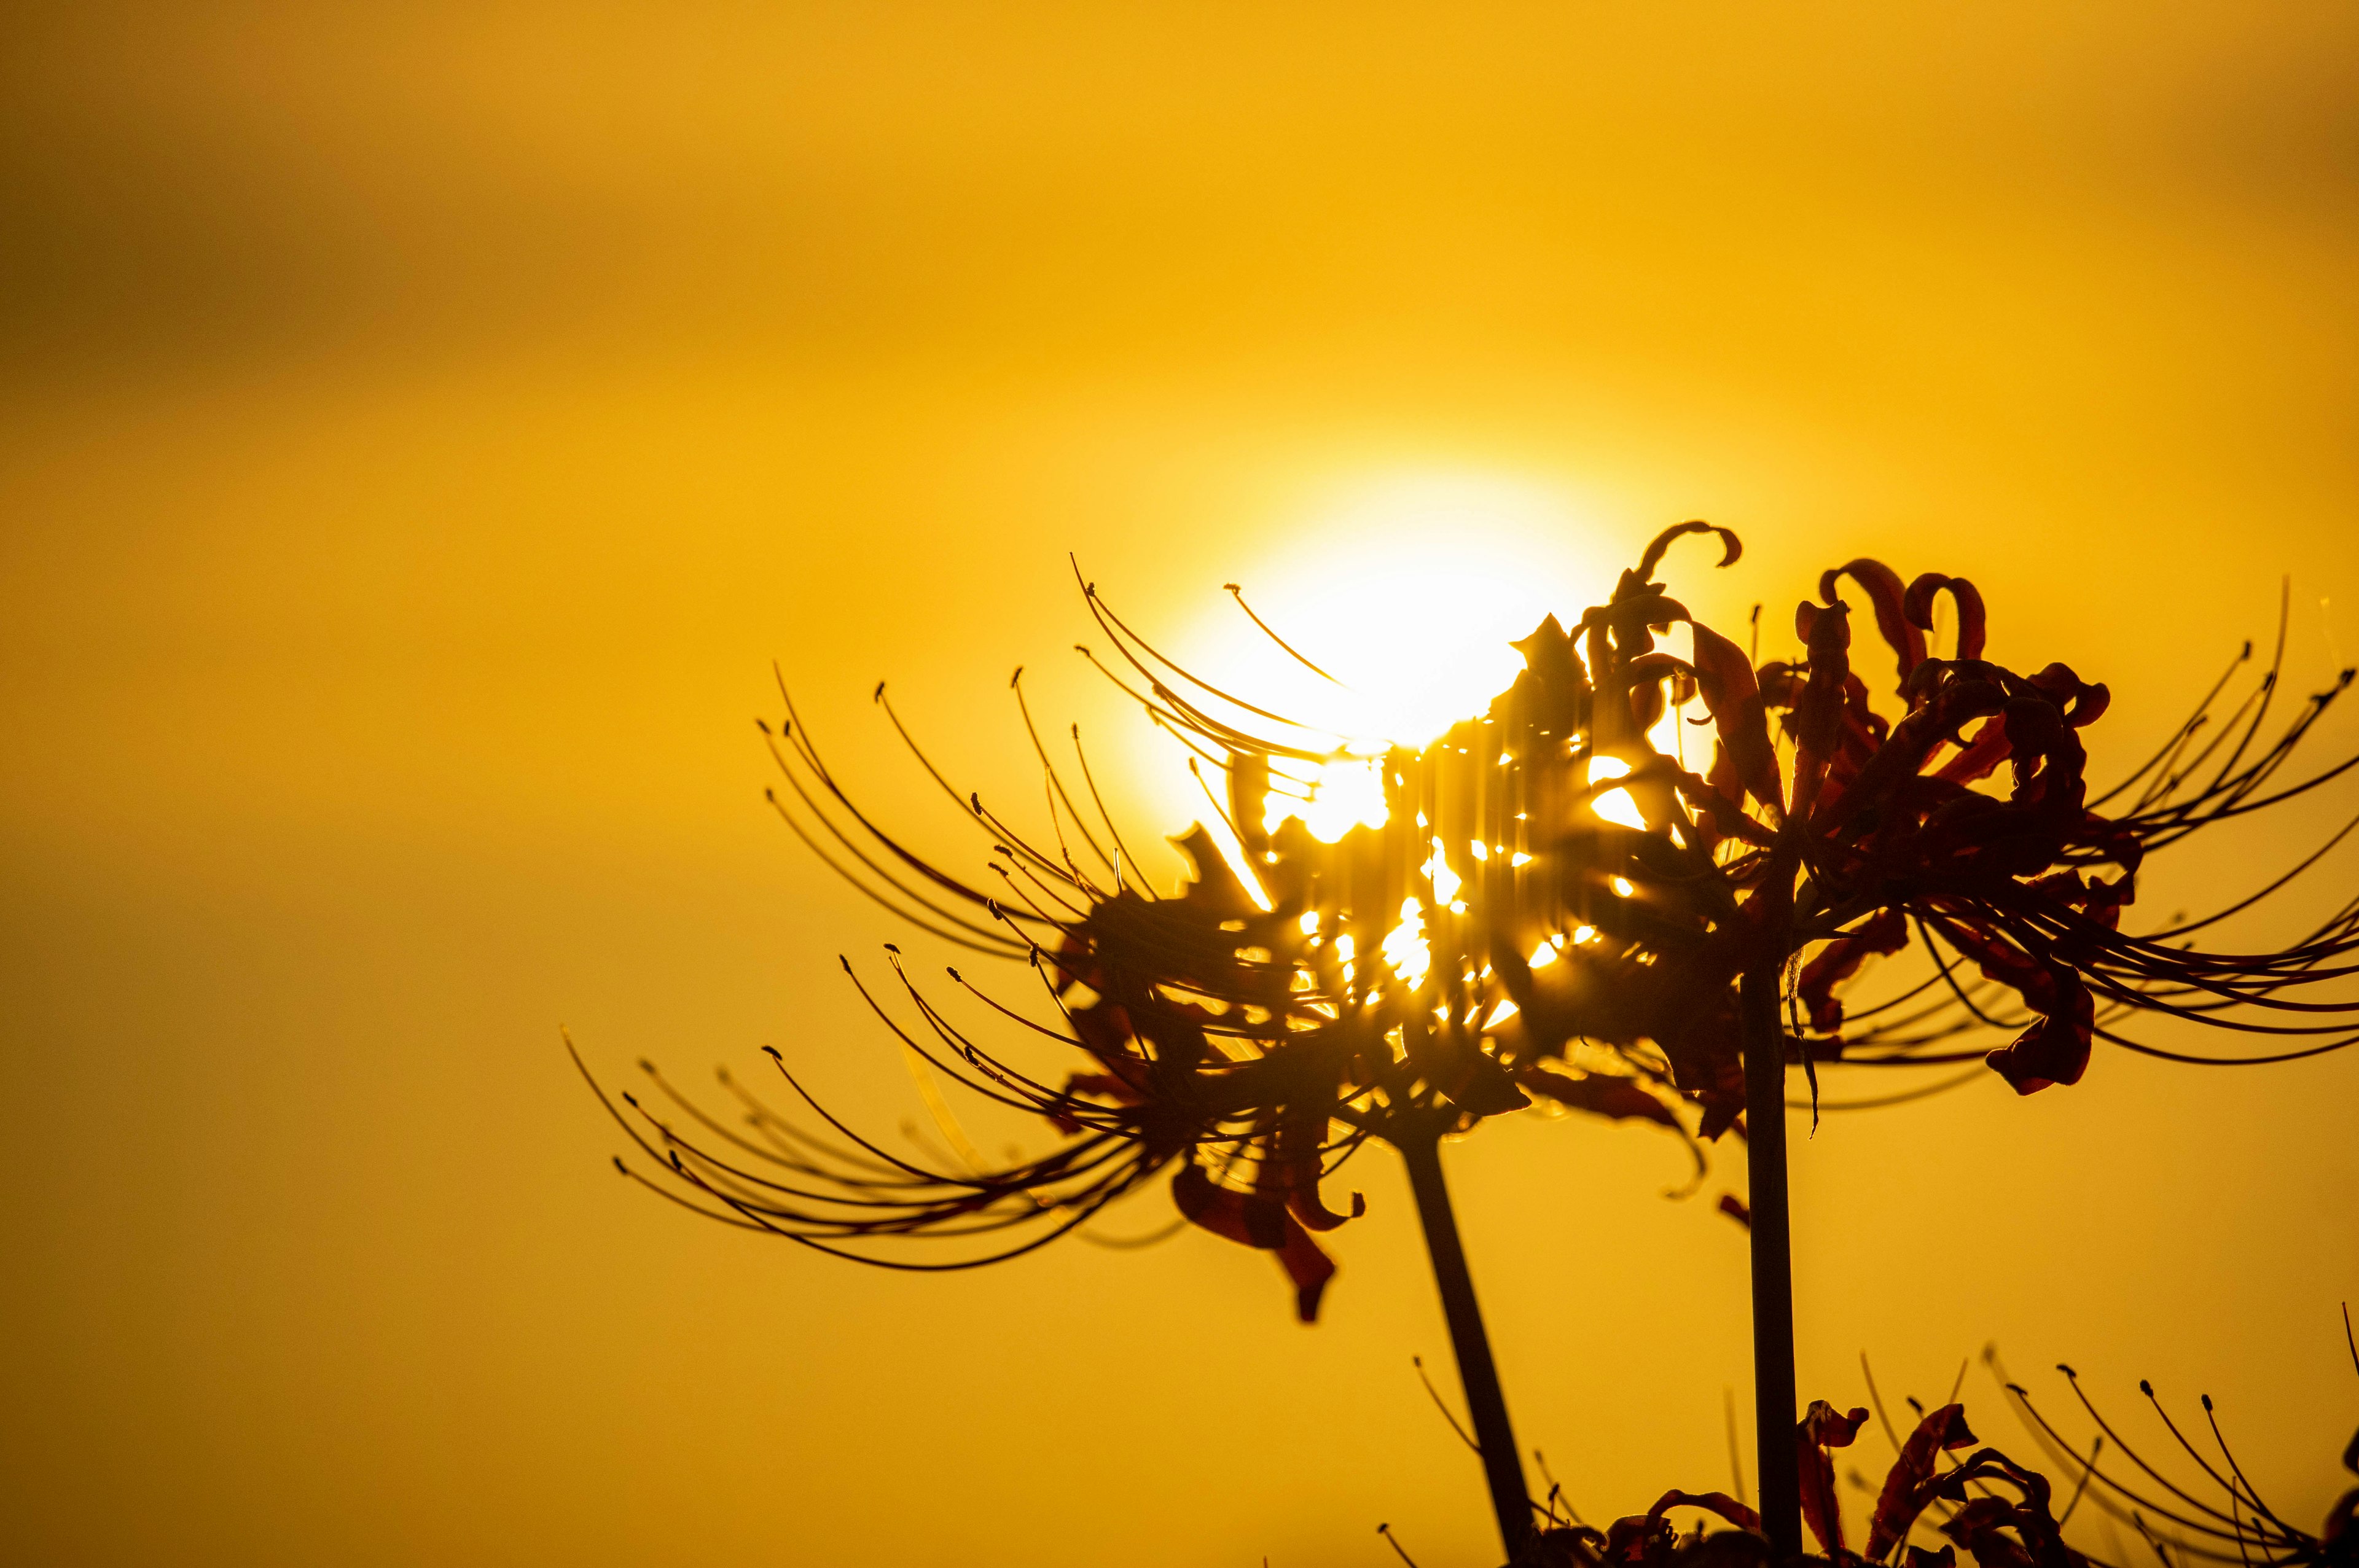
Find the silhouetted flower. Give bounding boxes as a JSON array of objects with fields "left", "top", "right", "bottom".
[{"left": 575, "top": 522, "right": 2359, "bottom": 1566}]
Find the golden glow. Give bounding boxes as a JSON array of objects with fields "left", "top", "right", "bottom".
[
  {"left": 1379, "top": 896, "right": 1432, "bottom": 988},
  {"left": 1265, "top": 754, "right": 1390, "bottom": 843},
  {"left": 1195, "top": 792, "right": 1277, "bottom": 910},
  {"left": 1646, "top": 697, "right": 1691, "bottom": 761},
  {"left": 1186, "top": 472, "right": 1609, "bottom": 747},
  {"left": 1423, "top": 839, "right": 1464, "bottom": 905},
  {"left": 6, "top": 8, "right": 2352, "bottom": 1566},
  {"left": 1589, "top": 753, "right": 1648, "bottom": 830}
]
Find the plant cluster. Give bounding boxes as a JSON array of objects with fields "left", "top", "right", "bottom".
[{"left": 576, "top": 523, "right": 2358, "bottom": 1565}]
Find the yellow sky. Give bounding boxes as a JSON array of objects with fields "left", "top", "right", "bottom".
[{"left": 3, "top": 6, "right": 2355, "bottom": 1565}]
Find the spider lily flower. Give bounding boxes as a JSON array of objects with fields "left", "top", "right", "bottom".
[
  {"left": 577, "top": 521, "right": 2357, "bottom": 1568},
  {"left": 1066, "top": 521, "right": 2359, "bottom": 1559}
]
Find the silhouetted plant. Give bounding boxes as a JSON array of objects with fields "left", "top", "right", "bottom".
[
  {"left": 576, "top": 522, "right": 2359, "bottom": 1566},
  {"left": 1043, "top": 522, "right": 2359, "bottom": 1556},
  {"left": 1516, "top": 1324, "right": 2358, "bottom": 1568}
]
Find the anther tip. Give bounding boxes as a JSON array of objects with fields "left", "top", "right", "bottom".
[
  {"left": 762, "top": 1045, "right": 782, "bottom": 1059},
  {"left": 2058, "top": 1363, "right": 2078, "bottom": 1377},
  {"left": 2201, "top": 1394, "right": 2213, "bottom": 1411},
  {"left": 872, "top": 681, "right": 886, "bottom": 700},
  {"left": 884, "top": 942, "right": 902, "bottom": 954},
  {"left": 2140, "top": 1379, "right": 2154, "bottom": 1396},
  {"left": 612, "top": 1156, "right": 627, "bottom": 1174}
]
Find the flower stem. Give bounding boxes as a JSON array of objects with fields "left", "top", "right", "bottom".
[
  {"left": 1740, "top": 962, "right": 1802, "bottom": 1559},
  {"left": 1398, "top": 1129, "right": 1532, "bottom": 1563}
]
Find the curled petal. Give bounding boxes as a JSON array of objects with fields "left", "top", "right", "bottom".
[
  {"left": 1798, "top": 908, "right": 1911, "bottom": 1032},
  {"left": 1172, "top": 1161, "right": 1337, "bottom": 1322},
  {"left": 1905, "top": 572, "right": 1987, "bottom": 662},
  {"left": 1821, "top": 558, "right": 1927, "bottom": 691},
  {"left": 1985, "top": 974, "right": 2094, "bottom": 1094},
  {"left": 1796, "top": 1400, "right": 1871, "bottom": 1556},
  {"left": 1866, "top": 1402, "right": 1979, "bottom": 1561},
  {"left": 1635, "top": 519, "right": 1743, "bottom": 584},
  {"left": 2026, "top": 661, "right": 2111, "bottom": 728},
  {"left": 1519, "top": 1065, "right": 1682, "bottom": 1130}
]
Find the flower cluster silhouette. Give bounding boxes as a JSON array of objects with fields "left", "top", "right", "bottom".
[{"left": 576, "top": 522, "right": 2358, "bottom": 1563}]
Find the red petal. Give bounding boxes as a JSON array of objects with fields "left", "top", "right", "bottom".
[
  {"left": 1520, "top": 1066, "right": 1682, "bottom": 1130},
  {"left": 1904, "top": 572, "right": 1987, "bottom": 663},
  {"left": 1796, "top": 1400, "right": 1871, "bottom": 1555},
  {"left": 1985, "top": 975, "right": 2094, "bottom": 1094},
  {"left": 1797, "top": 907, "right": 1910, "bottom": 1032},
  {"left": 1645, "top": 1489, "right": 1762, "bottom": 1534},
  {"left": 1821, "top": 559, "right": 1927, "bottom": 691},
  {"left": 1866, "top": 1402, "right": 1978, "bottom": 1560}
]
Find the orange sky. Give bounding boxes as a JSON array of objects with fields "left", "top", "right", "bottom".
[{"left": 4, "top": 6, "right": 2356, "bottom": 1566}]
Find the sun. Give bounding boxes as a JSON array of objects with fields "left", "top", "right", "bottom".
[
  {"left": 1153, "top": 469, "right": 1626, "bottom": 860},
  {"left": 1183, "top": 470, "right": 1616, "bottom": 750}
]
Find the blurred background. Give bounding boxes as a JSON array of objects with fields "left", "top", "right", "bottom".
[{"left": 4, "top": 4, "right": 2356, "bottom": 1565}]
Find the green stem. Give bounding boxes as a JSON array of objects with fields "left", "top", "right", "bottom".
[{"left": 1398, "top": 1129, "right": 1533, "bottom": 1564}]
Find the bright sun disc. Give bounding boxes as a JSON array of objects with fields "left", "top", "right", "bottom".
[{"left": 1184, "top": 471, "right": 1611, "bottom": 750}]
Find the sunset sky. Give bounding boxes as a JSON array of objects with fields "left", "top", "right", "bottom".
[{"left": 4, "top": 6, "right": 2357, "bottom": 1566}]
